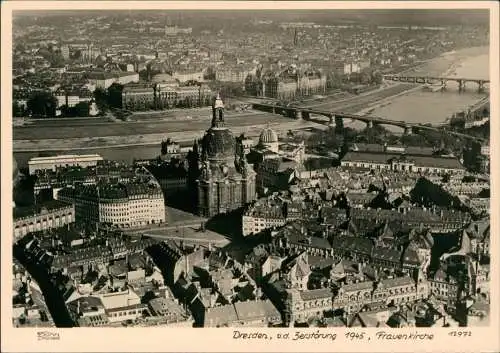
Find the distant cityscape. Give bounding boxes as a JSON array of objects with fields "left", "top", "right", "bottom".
[{"left": 11, "top": 9, "right": 490, "bottom": 329}]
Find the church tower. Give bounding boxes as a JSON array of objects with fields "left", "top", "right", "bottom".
[{"left": 194, "top": 94, "right": 256, "bottom": 217}]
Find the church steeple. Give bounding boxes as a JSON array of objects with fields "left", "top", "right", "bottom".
[{"left": 211, "top": 93, "right": 225, "bottom": 128}]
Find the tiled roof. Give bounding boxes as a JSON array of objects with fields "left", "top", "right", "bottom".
[
  {"left": 331, "top": 236, "right": 373, "bottom": 256},
  {"left": 286, "top": 231, "right": 332, "bottom": 250},
  {"left": 342, "top": 281, "right": 374, "bottom": 292},
  {"left": 299, "top": 288, "right": 333, "bottom": 301},
  {"left": 342, "top": 151, "right": 465, "bottom": 170},
  {"left": 233, "top": 300, "right": 280, "bottom": 322},
  {"left": 379, "top": 276, "right": 415, "bottom": 289},
  {"left": 371, "top": 247, "right": 401, "bottom": 264},
  {"left": 205, "top": 304, "right": 238, "bottom": 327},
  {"left": 14, "top": 200, "right": 73, "bottom": 220}
]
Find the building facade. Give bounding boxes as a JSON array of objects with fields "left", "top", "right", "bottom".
[
  {"left": 340, "top": 149, "right": 466, "bottom": 176},
  {"left": 57, "top": 180, "right": 165, "bottom": 228},
  {"left": 14, "top": 201, "right": 75, "bottom": 240},
  {"left": 122, "top": 85, "right": 155, "bottom": 111},
  {"left": 87, "top": 72, "right": 139, "bottom": 90}
]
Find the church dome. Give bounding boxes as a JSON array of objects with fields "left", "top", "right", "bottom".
[
  {"left": 259, "top": 127, "right": 278, "bottom": 145},
  {"left": 202, "top": 128, "right": 236, "bottom": 160}
]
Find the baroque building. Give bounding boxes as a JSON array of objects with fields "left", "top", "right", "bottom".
[{"left": 191, "top": 94, "right": 257, "bottom": 217}]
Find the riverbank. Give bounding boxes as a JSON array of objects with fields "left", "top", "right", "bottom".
[
  {"left": 12, "top": 120, "right": 321, "bottom": 153},
  {"left": 401, "top": 45, "right": 489, "bottom": 77},
  {"left": 357, "top": 45, "right": 489, "bottom": 128},
  {"left": 12, "top": 45, "right": 489, "bottom": 156}
]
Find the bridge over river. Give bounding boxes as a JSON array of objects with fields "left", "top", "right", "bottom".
[
  {"left": 383, "top": 75, "right": 490, "bottom": 92},
  {"left": 252, "top": 102, "right": 487, "bottom": 143}
]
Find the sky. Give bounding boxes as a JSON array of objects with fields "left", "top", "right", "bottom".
[{"left": 13, "top": 9, "right": 489, "bottom": 27}]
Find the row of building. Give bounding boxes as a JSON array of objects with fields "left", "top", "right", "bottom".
[
  {"left": 122, "top": 82, "right": 213, "bottom": 111},
  {"left": 245, "top": 69, "right": 327, "bottom": 100},
  {"left": 17, "top": 231, "right": 194, "bottom": 327},
  {"left": 340, "top": 143, "right": 467, "bottom": 176}
]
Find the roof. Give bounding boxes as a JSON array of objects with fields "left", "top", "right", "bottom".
[
  {"left": 342, "top": 151, "right": 394, "bottom": 164},
  {"left": 233, "top": 300, "right": 280, "bottom": 321},
  {"left": 402, "top": 247, "right": 420, "bottom": 265},
  {"left": 342, "top": 151, "right": 464, "bottom": 170},
  {"left": 14, "top": 200, "right": 73, "bottom": 220},
  {"left": 299, "top": 288, "right": 333, "bottom": 301},
  {"left": 108, "top": 260, "right": 128, "bottom": 277},
  {"left": 346, "top": 192, "right": 377, "bottom": 205},
  {"left": 351, "top": 312, "right": 380, "bottom": 327},
  {"left": 469, "top": 299, "right": 490, "bottom": 313},
  {"left": 342, "top": 281, "right": 373, "bottom": 292},
  {"left": 148, "top": 297, "right": 185, "bottom": 316},
  {"left": 331, "top": 236, "right": 373, "bottom": 256},
  {"left": 379, "top": 276, "right": 415, "bottom": 289},
  {"left": 287, "top": 232, "right": 332, "bottom": 250},
  {"left": 105, "top": 303, "right": 146, "bottom": 314},
  {"left": 99, "top": 289, "right": 140, "bottom": 310},
  {"left": 67, "top": 296, "right": 104, "bottom": 314},
  {"left": 78, "top": 314, "right": 109, "bottom": 327},
  {"left": 412, "top": 155, "right": 464, "bottom": 169},
  {"left": 371, "top": 247, "right": 402, "bottom": 264},
  {"left": 352, "top": 143, "right": 386, "bottom": 153},
  {"left": 260, "top": 158, "right": 299, "bottom": 173},
  {"left": 324, "top": 316, "right": 347, "bottom": 327},
  {"left": 205, "top": 304, "right": 238, "bottom": 327},
  {"left": 28, "top": 154, "right": 102, "bottom": 164}
]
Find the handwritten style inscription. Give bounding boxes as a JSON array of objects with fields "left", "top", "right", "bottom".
[
  {"left": 37, "top": 331, "right": 60, "bottom": 341},
  {"left": 232, "top": 330, "right": 473, "bottom": 343},
  {"left": 233, "top": 330, "right": 337, "bottom": 341}
]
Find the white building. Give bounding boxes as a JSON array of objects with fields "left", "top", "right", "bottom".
[
  {"left": 87, "top": 72, "right": 140, "bottom": 89},
  {"left": 28, "top": 154, "right": 104, "bottom": 175},
  {"left": 13, "top": 201, "right": 75, "bottom": 240},
  {"left": 57, "top": 180, "right": 166, "bottom": 228},
  {"left": 172, "top": 70, "right": 204, "bottom": 83}
]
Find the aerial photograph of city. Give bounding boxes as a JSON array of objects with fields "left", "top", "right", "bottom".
[{"left": 10, "top": 8, "right": 491, "bottom": 329}]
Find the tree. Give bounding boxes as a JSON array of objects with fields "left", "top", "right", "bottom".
[
  {"left": 13, "top": 101, "right": 26, "bottom": 117},
  {"left": 371, "top": 71, "right": 383, "bottom": 85},
  {"left": 107, "top": 83, "right": 124, "bottom": 109},
  {"left": 463, "top": 141, "right": 484, "bottom": 173},
  {"left": 360, "top": 71, "right": 371, "bottom": 85},
  {"left": 48, "top": 53, "right": 66, "bottom": 67},
  {"left": 71, "top": 49, "right": 82, "bottom": 60},
  {"left": 93, "top": 88, "right": 108, "bottom": 112},
  {"left": 74, "top": 102, "right": 90, "bottom": 117},
  {"left": 27, "top": 91, "right": 57, "bottom": 118},
  {"left": 349, "top": 72, "right": 361, "bottom": 84}
]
